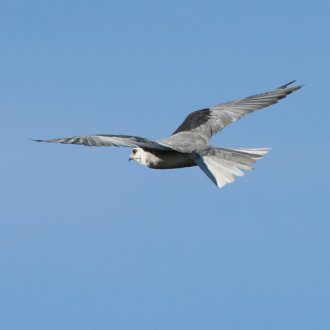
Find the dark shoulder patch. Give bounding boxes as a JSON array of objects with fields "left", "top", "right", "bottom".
[{"left": 172, "top": 108, "right": 211, "bottom": 135}]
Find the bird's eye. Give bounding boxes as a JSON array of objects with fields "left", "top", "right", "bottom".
[{"left": 132, "top": 149, "right": 138, "bottom": 154}]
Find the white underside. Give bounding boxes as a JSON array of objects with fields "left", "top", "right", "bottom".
[{"left": 193, "top": 148, "right": 270, "bottom": 188}]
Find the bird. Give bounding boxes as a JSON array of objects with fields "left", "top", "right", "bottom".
[{"left": 34, "top": 81, "right": 301, "bottom": 188}]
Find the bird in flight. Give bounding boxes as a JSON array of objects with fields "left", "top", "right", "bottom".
[{"left": 34, "top": 81, "right": 301, "bottom": 188}]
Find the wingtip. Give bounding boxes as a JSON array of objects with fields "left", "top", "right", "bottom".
[{"left": 277, "top": 80, "right": 303, "bottom": 90}]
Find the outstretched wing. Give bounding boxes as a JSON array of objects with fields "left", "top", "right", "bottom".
[
  {"left": 33, "top": 134, "right": 172, "bottom": 150},
  {"left": 172, "top": 81, "right": 302, "bottom": 139}
]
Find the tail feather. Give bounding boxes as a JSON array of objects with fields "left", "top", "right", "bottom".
[{"left": 192, "top": 147, "right": 270, "bottom": 188}]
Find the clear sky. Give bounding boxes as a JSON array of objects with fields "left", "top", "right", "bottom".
[{"left": 1, "top": 1, "right": 329, "bottom": 329}]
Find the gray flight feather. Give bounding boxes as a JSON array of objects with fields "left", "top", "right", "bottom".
[
  {"left": 33, "top": 134, "right": 172, "bottom": 151},
  {"left": 157, "top": 81, "right": 301, "bottom": 153},
  {"left": 168, "top": 81, "right": 301, "bottom": 142}
]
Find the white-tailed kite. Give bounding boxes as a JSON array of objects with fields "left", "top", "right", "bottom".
[{"left": 34, "top": 81, "right": 301, "bottom": 188}]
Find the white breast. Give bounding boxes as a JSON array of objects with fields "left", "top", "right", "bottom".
[{"left": 142, "top": 149, "right": 196, "bottom": 169}]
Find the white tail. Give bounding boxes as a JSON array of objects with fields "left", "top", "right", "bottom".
[{"left": 192, "top": 147, "right": 270, "bottom": 188}]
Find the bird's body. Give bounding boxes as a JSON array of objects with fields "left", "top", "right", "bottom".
[
  {"left": 35, "top": 81, "right": 302, "bottom": 188},
  {"left": 130, "top": 148, "right": 196, "bottom": 169}
]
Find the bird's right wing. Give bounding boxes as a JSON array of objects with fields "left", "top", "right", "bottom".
[
  {"left": 172, "top": 81, "right": 302, "bottom": 139},
  {"left": 33, "top": 134, "right": 173, "bottom": 150}
]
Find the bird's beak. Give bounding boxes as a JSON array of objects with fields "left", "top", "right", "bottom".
[{"left": 129, "top": 157, "right": 132, "bottom": 162}]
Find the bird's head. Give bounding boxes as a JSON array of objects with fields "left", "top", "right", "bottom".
[{"left": 129, "top": 148, "right": 145, "bottom": 165}]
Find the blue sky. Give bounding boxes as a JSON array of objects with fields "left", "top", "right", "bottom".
[{"left": 1, "top": 1, "right": 329, "bottom": 329}]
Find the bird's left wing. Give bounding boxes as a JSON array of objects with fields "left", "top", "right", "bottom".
[{"left": 33, "top": 134, "right": 172, "bottom": 150}]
